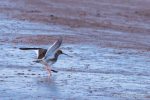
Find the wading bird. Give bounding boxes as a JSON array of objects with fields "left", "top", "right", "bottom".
[{"left": 20, "top": 37, "right": 70, "bottom": 76}]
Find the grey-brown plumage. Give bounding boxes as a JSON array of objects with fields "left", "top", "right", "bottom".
[
  {"left": 19, "top": 37, "right": 71, "bottom": 76},
  {"left": 19, "top": 36, "right": 62, "bottom": 73},
  {"left": 19, "top": 47, "right": 58, "bottom": 73},
  {"left": 33, "top": 37, "right": 64, "bottom": 76}
]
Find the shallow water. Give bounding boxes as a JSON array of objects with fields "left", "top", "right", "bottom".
[
  {"left": 0, "top": 0, "right": 150, "bottom": 99},
  {"left": 0, "top": 19, "right": 74, "bottom": 35},
  {"left": 0, "top": 43, "right": 150, "bottom": 100}
]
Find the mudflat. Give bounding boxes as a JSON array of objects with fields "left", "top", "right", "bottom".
[{"left": 0, "top": 0, "right": 150, "bottom": 100}]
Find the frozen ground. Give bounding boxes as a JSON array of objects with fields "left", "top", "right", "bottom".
[{"left": 0, "top": 0, "right": 150, "bottom": 100}]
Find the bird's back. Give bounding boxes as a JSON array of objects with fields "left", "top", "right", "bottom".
[{"left": 38, "top": 49, "right": 47, "bottom": 59}]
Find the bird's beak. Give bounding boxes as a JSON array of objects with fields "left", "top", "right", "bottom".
[{"left": 63, "top": 53, "right": 72, "bottom": 57}]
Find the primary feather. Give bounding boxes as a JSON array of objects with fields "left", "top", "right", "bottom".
[
  {"left": 44, "top": 37, "right": 62, "bottom": 60},
  {"left": 19, "top": 48, "right": 47, "bottom": 59}
]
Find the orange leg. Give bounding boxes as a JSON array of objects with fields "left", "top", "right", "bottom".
[{"left": 44, "top": 66, "right": 52, "bottom": 76}]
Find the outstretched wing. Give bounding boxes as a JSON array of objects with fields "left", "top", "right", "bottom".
[
  {"left": 44, "top": 37, "right": 62, "bottom": 60},
  {"left": 19, "top": 48, "right": 47, "bottom": 59}
]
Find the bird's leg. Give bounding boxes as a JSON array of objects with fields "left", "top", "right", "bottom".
[
  {"left": 43, "top": 66, "right": 58, "bottom": 73},
  {"left": 45, "top": 65, "right": 51, "bottom": 76}
]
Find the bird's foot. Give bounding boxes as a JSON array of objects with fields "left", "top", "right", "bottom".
[
  {"left": 51, "top": 69, "right": 58, "bottom": 73},
  {"left": 44, "top": 66, "right": 58, "bottom": 73}
]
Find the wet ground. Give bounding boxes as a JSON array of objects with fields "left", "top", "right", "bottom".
[{"left": 0, "top": 0, "right": 150, "bottom": 100}]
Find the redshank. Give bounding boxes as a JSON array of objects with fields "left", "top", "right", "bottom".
[{"left": 20, "top": 37, "right": 70, "bottom": 76}]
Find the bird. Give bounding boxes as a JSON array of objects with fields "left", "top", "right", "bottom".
[
  {"left": 20, "top": 37, "right": 70, "bottom": 76},
  {"left": 20, "top": 47, "right": 58, "bottom": 73}
]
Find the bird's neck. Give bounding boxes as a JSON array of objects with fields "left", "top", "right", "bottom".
[{"left": 54, "top": 53, "right": 60, "bottom": 60}]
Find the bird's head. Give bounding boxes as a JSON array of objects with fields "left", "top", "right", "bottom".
[
  {"left": 57, "top": 50, "right": 72, "bottom": 57},
  {"left": 57, "top": 50, "right": 63, "bottom": 55}
]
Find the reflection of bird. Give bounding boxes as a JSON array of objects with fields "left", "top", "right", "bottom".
[{"left": 20, "top": 37, "right": 70, "bottom": 76}]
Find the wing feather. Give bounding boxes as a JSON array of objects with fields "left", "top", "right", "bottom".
[
  {"left": 19, "top": 48, "right": 47, "bottom": 59},
  {"left": 44, "top": 37, "right": 62, "bottom": 60}
]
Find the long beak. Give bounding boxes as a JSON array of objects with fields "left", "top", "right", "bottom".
[{"left": 63, "top": 53, "right": 72, "bottom": 57}]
